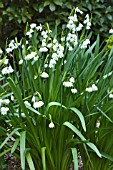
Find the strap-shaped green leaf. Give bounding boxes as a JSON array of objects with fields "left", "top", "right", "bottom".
[
  {"left": 70, "top": 107, "right": 86, "bottom": 132},
  {"left": 20, "top": 131, "right": 26, "bottom": 170},
  {"left": 64, "top": 122, "right": 101, "bottom": 158},
  {"left": 71, "top": 148, "right": 78, "bottom": 170},
  {"left": 26, "top": 152, "right": 35, "bottom": 170},
  {"left": 41, "top": 147, "right": 46, "bottom": 170}
]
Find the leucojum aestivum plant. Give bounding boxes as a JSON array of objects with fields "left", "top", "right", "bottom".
[{"left": 1, "top": 7, "right": 113, "bottom": 170}]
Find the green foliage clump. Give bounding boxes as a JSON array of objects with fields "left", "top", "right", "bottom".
[
  {"left": 0, "top": 8, "right": 113, "bottom": 170},
  {"left": 0, "top": 0, "right": 113, "bottom": 47}
]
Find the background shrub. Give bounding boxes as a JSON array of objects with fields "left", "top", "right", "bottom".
[{"left": 0, "top": 0, "right": 113, "bottom": 48}]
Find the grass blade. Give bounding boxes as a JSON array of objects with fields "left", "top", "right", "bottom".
[
  {"left": 20, "top": 131, "right": 26, "bottom": 170},
  {"left": 41, "top": 147, "right": 46, "bottom": 170},
  {"left": 71, "top": 148, "right": 78, "bottom": 170},
  {"left": 70, "top": 107, "right": 86, "bottom": 132},
  {"left": 26, "top": 152, "right": 35, "bottom": 170}
]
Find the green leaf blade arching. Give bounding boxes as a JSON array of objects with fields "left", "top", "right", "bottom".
[
  {"left": 64, "top": 122, "right": 101, "bottom": 158},
  {"left": 70, "top": 107, "right": 86, "bottom": 132}
]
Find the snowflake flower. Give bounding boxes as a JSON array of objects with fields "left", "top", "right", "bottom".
[
  {"left": 40, "top": 72, "right": 49, "bottom": 78},
  {"left": 81, "top": 39, "right": 90, "bottom": 49},
  {"left": 109, "top": 94, "right": 113, "bottom": 98},
  {"left": 1, "top": 107, "right": 9, "bottom": 115},
  {"left": 86, "top": 87, "right": 93, "bottom": 93},
  {"left": 19, "top": 59, "right": 23, "bottom": 65},
  {"left": 30, "top": 23, "right": 37, "bottom": 29},
  {"left": 39, "top": 47, "right": 48, "bottom": 52},
  {"left": 33, "top": 101, "right": 44, "bottom": 109},
  {"left": 69, "top": 77, "right": 75, "bottom": 83},
  {"left": 24, "top": 101, "right": 31, "bottom": 106},
  {"left": 109, "top": 29, "right": 113, "bottom": 34},
  {"left": 63, "top": 81, "right": 73, "bottom": 87},
  {"left": 92, "top": 84, "right": 98, "bottom": 91},
  {"left": 71, "top": 88, "right": 77, "bottom": 94},
  {"left": 49, "top": 122, "right": 55, "bottom": 128}
]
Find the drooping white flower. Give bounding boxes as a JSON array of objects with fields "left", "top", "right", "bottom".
[
  {"left": 36, "top": 24, "right": 42, "bottom": 31},
  {"left": 40, "top": 72, "right": 49, "bottom": 78},
  {"left": 42, "top": 40, "right": 46, "bottom": 47},
  {"left": 92, "top": 84, "right": 98, "bottom": 91},
  {"left": 52, "top": 53, "right": 58, "bottom": 60},
  {"left": 49, "top": 122, "right": 55, "bottom": 128},
  {"left": 4, "top": 59, "right": 9, "bottom": 65},
  {"left": 68, "top": 46, "right": 73, "bottom": 51},
  {"left": 8, "top": 66, "right": 14, "bottom": 73},
  {"left": 34, "top": 56, "right": 39, "bottom": 61},
  {"left": 49, "top": 59, "right": 56, "bottom": 68},
  {"left": 6, "top": 48, "right": 12, "bottom": 53},
  {"left": 76, "top": 23, "right": 83, "bottom": 31},
  {"left": 30, "top": 23, "right": 37, "bottom": 29},
  {"left": 11, "top": 95, "right": 14, "bottom": 101},
  {"left": 57, "top": 51, "right": 64, "bottom": 58},
  {"left": 86, "top": 87, "right": 93, "bottom": 93},
  {"left": 47, "top": 43, "right": 52, "bottom": 48},
  {"left": 32, "top": 96, "right": 35, "bottom": 103},
  {"left": 39, "top": 47, "right": 48, "bottom": 52},
  {"left": 3, "top": 99, "right": 10, "bottom": 104},
  {"left": 75, "top": 7, "right": 83, "bottom": 14},
  {"left": 109, "top": 94, "right": 113, "bottom": 98},
  {"left": 0, "top": 48, "right": 3, "bottom": 55},
  {"left": 63, "top": 81, "right": 73, "bottom": 87},
  {"left": 26, "top": 29, "right": 34, "bottom": 37},
  {"left": 41, "top": 31, "right": 48, "bottom": 39},
  {"left": 81, "top": 39, "right": 90, "bottom": 49},
  {"left": 25, "top": 52, "right": 36, "bottom": 60},
  {"left": 109, "top": 29, "right": 113, "bottom": 34},
  {"left": 21, "top": 113, "right": 26, "bottom": 117},
  {"left": 33, "top": 101, "right": 44, "bottom": 109},
  {"left": 24, "top": 100, "right": 31, "bottom": 106},
  {"left": 71, "top": 88, "right": 77, "bottom": 94},
  {"left": 69, "top": 77, "right": 75, "bottom": 83},
  {"left": 86, "top": 21, "right": 91, "bottom": 29},
  {"left": 2, "top": 66, "right": 14, "bottom": 75},
  {"left": 19, "top": 59, "right": 23, "bottom": 65},
  {"left": 1, "top": 107, "right": 9, "bottom": 115}
]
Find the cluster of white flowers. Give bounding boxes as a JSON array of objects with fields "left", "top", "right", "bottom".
[
  {"left": 26, "top": 23, "right": 41, "bottom": 38},
  {"left": 6, "top": 40, "right": 20, "bottom": 53},
  {"left": 31, "top": 96, "right": 44, "bottom": 109},
  {"left": 24, "top": 96, "right": 44, "bottom": 109},
  {"left": 25, "top": 52, "right": 37, "bottom": 60},
  {"left": 2, "top": 65, "right": 14, "bottom": 75},
  {"left": 83, "top": 14, "right": 91, "bottom": 30},
  {"left": 81, "top": 39, "right": 90, "bottom": 49},
  {"left": 63, "top": 77, "right": 78, "bottom": 94},
  {"left": 86, "top": 84, "right": 98, "bottom": 93},
  {"left": 39, "top": 29, "right": 52, "bottom": 53},
  {"left": 0, "top": 98, "right": 10, "bottom": 115},
  {"left": 48, "top": 39, "right": 64, "bottom": 68},
  {"left": 103, "top": 71, "right": 113, "bottom": 79},
  {"left": 66, "top": 7, "right": 91, "bottom": 51},
  {"left": 66, "top": 33, "right": 78, "bottom": 51}
]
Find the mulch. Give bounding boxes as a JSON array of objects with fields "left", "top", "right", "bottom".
[{"left": 5, "top": 153, "right": 83, "bottom": 170}]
